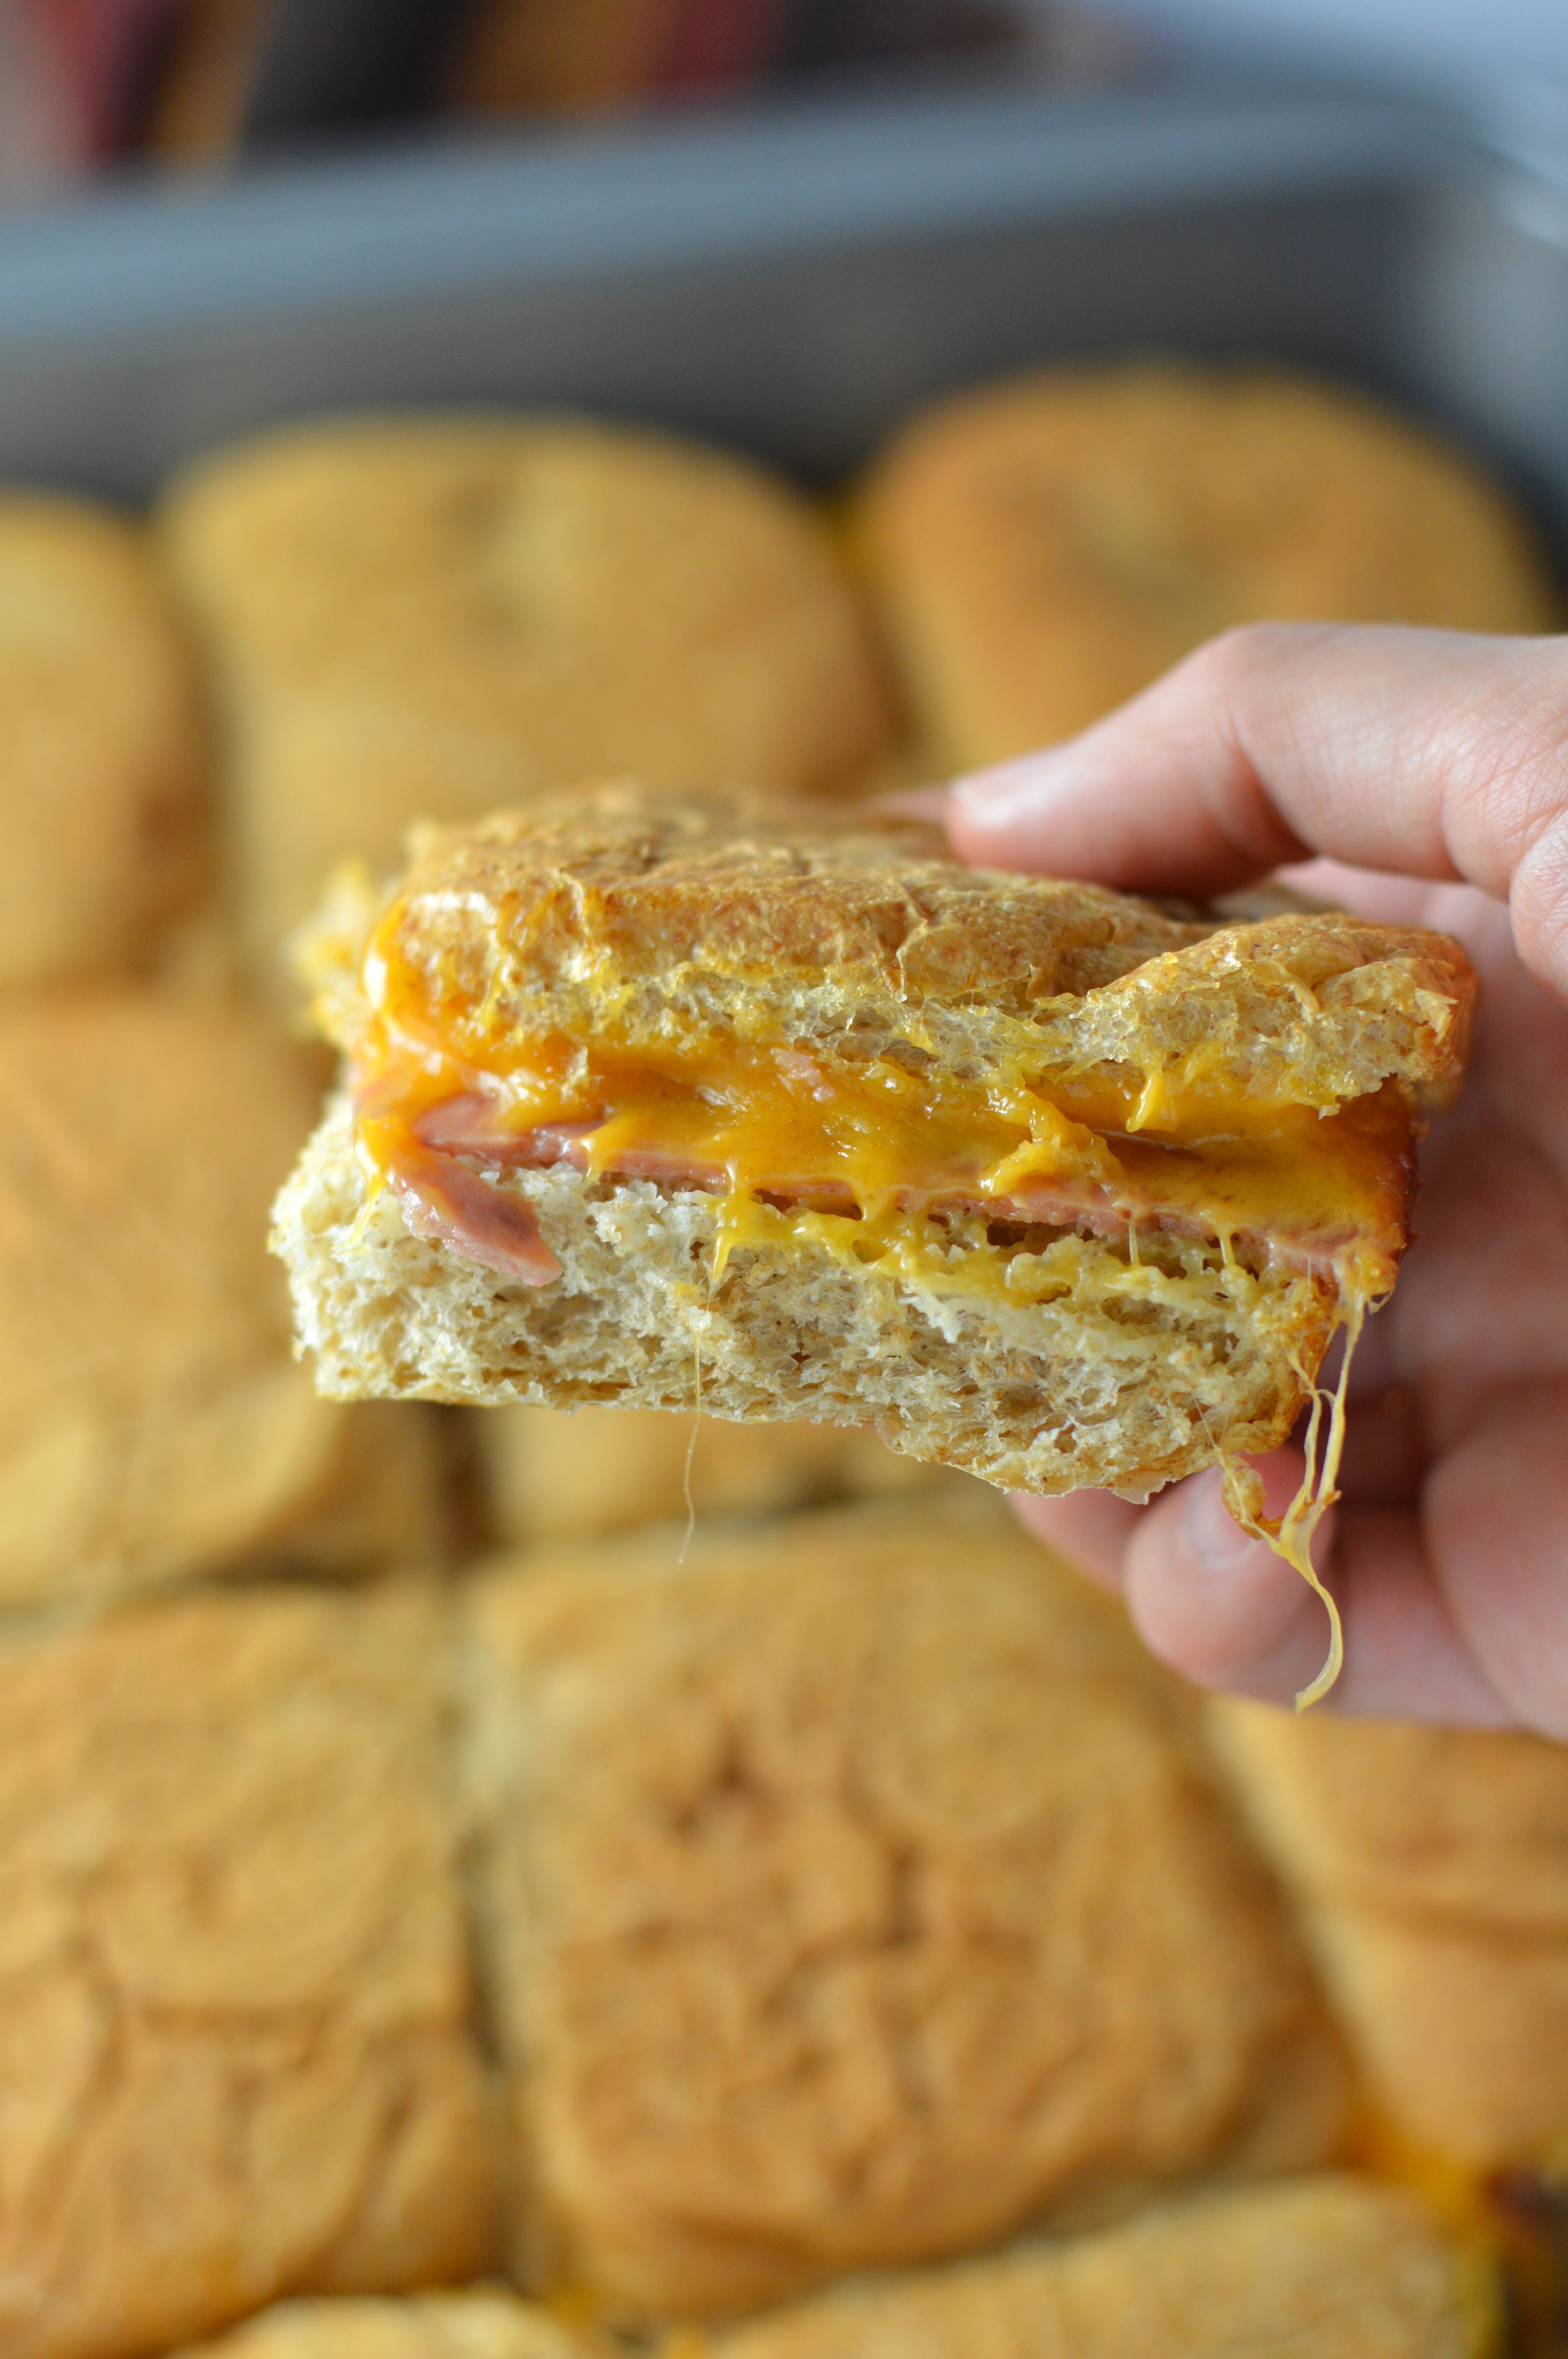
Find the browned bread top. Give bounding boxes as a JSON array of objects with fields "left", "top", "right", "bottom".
[
  {"left": 323, "top": 783, "right": 1475, "bottom": 1112},
  {"left": 377, "top": 784, "right": 1209, "bottom": 1004}
]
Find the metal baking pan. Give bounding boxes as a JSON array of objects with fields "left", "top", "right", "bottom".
[{"left": 0, "top": 67, "right": 1564, "bottom": 547}]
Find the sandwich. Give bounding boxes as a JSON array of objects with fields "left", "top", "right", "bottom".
[
  {"left": 0, "top": 1580, "right": 494, "bottom": 2359},
  {"left": 477, "top": 1399, "right": 950, "bottom": 1546},
  {"left": 160, "top": 416, "right": 894, "bottom": 983},
  {"left": 172, "top": 2294, "right": 594, "bottom": 2359},
  {"left": 0, "top": 492, "right": 207, "bottom": 989},
  {"left": 166, "top": 2179, "right": 1480, "bottom": 2359},
  {"left": 273, "top": 784, "right": 1474, "bottom": 1695},
  {"left": 1210, "top": 1699, "right": 1568, "bottom": 2177},
  {"left": 0, "top": 991, "right": 443, "bottom": 1609},
  {"left": 854, "top": 360, "right": 1560, "bottom": 768},
  {"left": 460, "top": 1493, "right": 1343, "bottom": 2315},
  {"left": 710, "top": 2176, "right": 1481, "bottom": 2359}
]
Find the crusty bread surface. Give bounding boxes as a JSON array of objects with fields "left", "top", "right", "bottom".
[
  {"left": 459, "top": 1494, "right": 1344, "bottom": 2317},
  {"left": 332, "top": 789, "right": 1470, "bottom": 1101},
  {"left": 0, "top": 1580, "right": 495, "bottom": 2359},
  {"left": 1210, "top": 1699, "right": 1568, "bottom": 2173},
  {"left": 0, "top": 494, "right": 207, "bottom": 986},
  {"left": 710, "top": 2176, "right": 1477, "bottom": 2359},
  {"left": 855, "top": 360, "right": 1561, "bottom": 766},
  {"left": 274, "top": 787, "right": 1474, "bottom": 1499},
  {"left": 161, "top": 419, "right": 894, "bottom": 978}
]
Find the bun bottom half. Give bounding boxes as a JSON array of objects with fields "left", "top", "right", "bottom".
[{"left": 275, "top": 1102, "right": 1332, "bottom": 1499}]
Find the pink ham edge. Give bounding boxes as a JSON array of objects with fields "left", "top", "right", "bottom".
[
  {"left": 403, "top": 1091, "right": 1393, "bottom": 1283},
  {"left": 385, "top": 1131, "right": 563, "bottom": 1285}
]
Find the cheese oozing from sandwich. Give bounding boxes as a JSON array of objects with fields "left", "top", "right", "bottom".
[
  {"left": 348, "top": 900, "right": 1413, "bottom": 1307},
  {"left": 339, "top": 881, "right": 1418, "bottom": 1710}
]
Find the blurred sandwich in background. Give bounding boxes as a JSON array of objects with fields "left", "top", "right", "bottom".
[
  {"left": 160, "top": 416, "right": 895, "bottom": 985},
  {"left": 1211, "top": 1701, "right": 1568, "bottom": 2192},
  {"left": 460, "top": 1491, "right": 1345, "bottom": 2318},
  {"left": 0, "top": 993, "right": 443, "bottom": 1609},
  {"left": 711, "top": 2175, "right": 1483, "bottom": 2359},
  {"left": 0, "top": 1579, "right": 495, "bottom": 2359},
  {"left": 163, "top": 2175, "right": 1481, "bottom": 2357},
  {"left": 855, "top": 361, "right": 1561, "bottom": 768},
  {"left": 476, "top": 1402, "right": 958, "bottom": 1546},
  {"left": 0, "top": 494, "right": 206, "bottom": 989},
  {"left": 169, "top": 2296, "right": 592, "bottom": 2359}
]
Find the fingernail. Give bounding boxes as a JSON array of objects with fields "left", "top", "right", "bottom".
[
  {"left": 1182, "top": 1472, "right": 1260, "bottom": 1570},
  {"left": 951, "top": 754, "right": 1053, "bottom": 810},
  {"left": 950, "top": 749, "right": 1084, "bottom": 834},
  {"left": 865, "top": 785, "right": 951, "bottom": 821}
]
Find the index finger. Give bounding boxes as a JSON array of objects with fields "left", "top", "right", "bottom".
[{"left": 946, "top": 622, "right": 1568, "bottom": 1000}]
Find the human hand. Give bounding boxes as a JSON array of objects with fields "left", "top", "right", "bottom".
[{"left": 946, "top": 621, "right": 1568, "bottom": 1737}]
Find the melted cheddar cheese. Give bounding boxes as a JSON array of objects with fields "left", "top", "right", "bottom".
[
  {"left": 347, "top": 894, "right": 1416, "bottom": 1707},
  {"left": 351, "top": 954, "right": 1409, "bottom": 1293}
]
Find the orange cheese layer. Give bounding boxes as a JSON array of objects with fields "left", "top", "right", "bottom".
[{"left": 349, "top": 926, "right": 1413, "bottom": 1305}]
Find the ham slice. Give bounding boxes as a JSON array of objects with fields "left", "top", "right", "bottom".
[
  {"left": 385, "top": 1130, "right": 563, "bottom": 1285},
  {"left": 399, "top": 1089, "right": 1405, "bottom": 1284}
]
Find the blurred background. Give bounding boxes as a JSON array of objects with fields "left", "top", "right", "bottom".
[
  {"left": 1, "top": 8, "right": 1568, "bottom": 2359},
  {"left": 1, "top": 0, "right": 1561, "bottom": 198}
]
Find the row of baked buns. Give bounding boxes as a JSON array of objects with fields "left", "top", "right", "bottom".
[
  {"left": 4, "top": 364, "right": 1551, "bottom": 1003},
  {"left": 0, "top": 1492, "right": 1510, "bottom": 2359},
  {"left": 0, "top": 363, "right": 1560, "bottom": 2359}
]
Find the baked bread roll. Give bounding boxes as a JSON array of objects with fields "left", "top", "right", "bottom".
[
  {"left": 476, "top": 1400, "right": 959, "bottom": 1545},
  {"left": 856, "top": 362, "right": 1561, "bottom": 766},
  {"left": 0, "top": 1581, "right": 495, "bottom": 2359},
  {"left": 459, "top": 1494, "right": 1345, "bottom": 2318},
  {"left": 710, "top": 2176, "right": 1480, "bottom": 2359},
  {"left": 274, "top": 789, "right": 1472, "bottom": 1608},
  {"left": 171, "top": 2295, "right": 593, "bottom": 2359},
  {"left": 1210, "top": 1699, "right": 1568, "bottom": 2177},
  {"left": 161, "top": 418, "right": 893, "bottom": 980},
  {"left": 168, "top": 2178, "right": 1478, "bottom": 2359},
  {"left": 0, "top": 494, "right": 206, "bottom": 986},
  {"left": 0, "top": 993, "right": 443, "bottom": 1608}
]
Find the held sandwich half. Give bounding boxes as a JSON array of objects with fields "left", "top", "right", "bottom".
[{"left": 274, "top": 787, "right": 1473, "bottom": 1638}]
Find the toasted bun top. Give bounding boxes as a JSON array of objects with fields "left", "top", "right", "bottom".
[
  {"left": 386, "top": 781, "right": 1214, "bottom": 1005},
  {"left": 318, "top": 784, "right": 1475, "bottom": 1114}
]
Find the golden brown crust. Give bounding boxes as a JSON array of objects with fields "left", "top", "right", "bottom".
[
  {"left": 0, "top": 993, "right": 427, "bottom": 1607},
  {"left": 359, "top": 784, "right": 1475, "bottom": 1107},
  {"left": 460, "top": 1494, "right": 1345, "bottom": 2317},
  {"left": 1209, "top": 1701, "right": 1568, "bottom": 2172},
  {"left": 387, "top": 786, "right": 1211, "bottom": 1008},
  {"left": 160, "top": 418, "right": 895, "bottom": 978},
  {"left": 0, "top": 1581, "right": 496, "bottom": 2359},
  {"left": 0, "top": 494, "right": 207, "bottom": 988},
  {"left": 855, "top": 360, "right": 1562, "bottom": 767}
]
